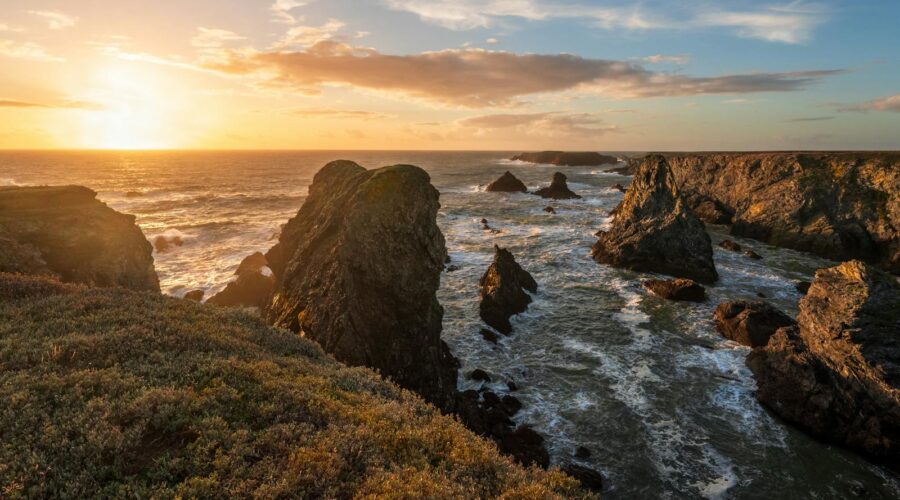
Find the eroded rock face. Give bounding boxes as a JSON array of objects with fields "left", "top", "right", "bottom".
[
  {"left": 592, "top": 155, "right": 718, "bottom": 283},
  {"left": 207, "top": 252, "right": 275, "bottom": 309},
  {"left": 479, "top": 246, "right": 538, "bottom": 335},
  {"left": 486, "top": 171, "right": 528, "bottom": 193},
  {"left": 265, "top": 160, "right": 458, "bottom": 411},
  {"left": 534, "top": 172, "right": 581, "bottom": 200},
  {"left": 714, "top": 300, "right": 795, "bottom": 347},
  {"left": 642, "top": 152, "right": 900, "bottom": 274},
  {"left": 747, "top": 261, "right": 900, "bottom": 468},
  {"left": 511, "top": 151, "right": 618, "bottom": 167},
  {"left": 0, "top": 186, "right": 159, "bottom": 291},
  {"left": 644, "top": 279, "right": 706, "bottom": 302}
]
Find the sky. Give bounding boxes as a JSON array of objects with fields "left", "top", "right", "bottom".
[{"left": 0, "top": 0, "right": 898, "bottom": 150}]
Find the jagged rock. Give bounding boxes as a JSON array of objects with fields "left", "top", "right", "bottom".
[
  {"left": 650, "top": 152, "right": 900, "bottom": 274},
  {"left": 208, "top": 252, "right": 275, "bottom": 309},
  {"left": 643, "top": 279, "right": 706, "bottom": 302},
  {"left": 592, "top": 155, "right": 718, "bottom": 283},
  {"left": 561, "top": 464, "right": 604, "bottom": 492},
  {"left": 184, "top": 289, "right": 204, "bottom": 302},
  {"left": 500, "top": 395, "right": 522, "bottom": 416},
  {"left": 511, "top": 151, "right": 618, "bottom": 167},
  {"left": 470, "top": 369, "right": 491, "bottom": 382},
  {"left": 480, "top": 246, "right": 538, "bottom": 334},
  {"left": 486, "top": 171, "right": 528, "bottom": 193},
  {"left": 795, "top": 281, "right": 812, "bottom": 294},
  {"left": 544, "top": 206, "right": 556, "bottom": 214},
  {"left": 714, "top": 300, "right": 796, "bottom": 347},
  {"left": 500, "top": 425, "right": 550, "bottom": 468},
  {"left": 747, "top": 261, "right": 900, "bottom": 469},
  {"left": 575, "top": 446, "right": 592, "bottom": 459},
  {"left": 153, "top": 234, "right": 184, "bottom": 252},
  {"left": 613, "top": 183, "right": 627, "bottom": 193},
  {"left": 534, "top": 172, "right": 581, "bottom": 200},
  {"left": 235, "top": 252, "right": 267, "bottom": 275},
  {"left": 0, "top": 185, "right": 159, "bottom": 291},
  {"left": 265, "top": 160, "right": 458, "bottom": 411},
  {"left": 744, "top": 250, "right": 763, "bottom": 260},
  {"left": 480, "top": 328, "right": 499, "bottom": 344},
  {"left": 719, "top": 240, "right": 742, "bottom": 252}
]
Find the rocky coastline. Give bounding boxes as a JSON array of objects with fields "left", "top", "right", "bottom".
[{"left": 511, "top": 151, "right": 619, "bottom": 167}]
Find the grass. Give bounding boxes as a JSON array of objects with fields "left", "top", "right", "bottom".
[{"left": 0, "top": 273, "right": 591, "bottom": 499}]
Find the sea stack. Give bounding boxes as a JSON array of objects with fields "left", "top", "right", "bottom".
[
  {"left": 264, "top": 160, "right": 458, "bottom": 411},
  {"left": 534, "top": 172, "right": 581, "bottom": 200},
  {"left": 747, "top": 260, "right": 900, "bottom": 468},
  {"left": 592, "top": 155, "right": 718, "bottom": 283},
  {"left": 486, "top": 171, "right": 528, "bottom": 193},
  {"left": 479, "top": 245, "right": 538, "bottom": 335}
]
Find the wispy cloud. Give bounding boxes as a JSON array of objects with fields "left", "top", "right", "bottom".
[
  {"left": 0, "top": 98, "right": 102, "bottom": 109},
  {"left": 191, "top": 28, "right": 246, "bottom": 48},
  {"left": 840, "top": 94, "right": 900, "bottom": 113},
  {"left": 641, "top": 54, "right": 690, "bottom": 64},
  {"left": 698, "top": 2, "right": 827, "bottom": 44},
  {"left": 460, "top": 111, "right": 618, "bottom": 136},
  {"left": 786, "top": 116, "right": 834, "bottom": 122},
  {"left": 28, "top": 10, "right": 77, "bottom": 30},
  {"left": 294, "top": 108, "right": 392, "bottom": 119},
  {"left": 0, "top": 39, "right": 64, "bottom": 62},
  {"left": 270, "top": 0, "right": 313, "bottom": 25},
  {"left": 0, "top": 23, "right": 25, "bottom": 33},
  {"left": 273, "top": 19, "right": 346, "bottom": 48}
]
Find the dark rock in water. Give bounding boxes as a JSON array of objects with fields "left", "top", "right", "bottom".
[
  {"left": 714, "top": 300, "right": 796, "bottom": 348},
  {"left": 744, "top": 250, "right": 763, "bottom": 260},
  {"left": 500, "top": 425, "right": 550, "bottom": 468},
  {"left": 719, "top": 239, "right": 742, "bottom": 252},
  {"left": 124, "top": 190, "right": 144, "bottom": 198},
  {"left": 561, "top": 464, "right": 604, "bottom": 492},
  {"left": 613, "top": 183, "right": 627, "bottom": 193},
  {"left": 235, "top": 252, "right": 267, "bottom": 276},
  {"left": 747, "top": 260, "right": 900, "bottom": 469},
  {"left": 479, "top": 328, "right": 499, "bottom": 344},
  {"left": 592, "top": 155, "right": 718, "bottom": 283},
  {"left": 544, "top": 206, "right": 556, "bottom": 214},
  {"left": 486, "top": 171, "right": 528, "bottom": 193},
  {"left": 480, "top": 246, "right": 538, "bottom": 334},
  {"left": 184, "top": 289, "right": 205, "bottom": 302},
  {"left": 507, "top": 381, "right": 518, "bottom": 391},
  {"left": 795, "top": 281, "right": 812, "bottom": 294},
  {"left": 575, "top": 446, "right": 592, "bottom": 459},
  {"left": 534, "top": 172, "right": 582, "bottom": 200},
  {"left": 264, "top": 160, "right": 458, "bottom": 411},
  {"left": 0, "top": 185, "right": 159, "bottom": 291},
  {"left": 208, "top": 252, "right": 275, "bottom": 309},
  {"left": 511, "top": 151, "right": 618, "bottom": 167},
  {"left": 153, "top": 234, "right": 184, "bottom": 252},
  {"left": 445, "top": 264, "right": 460, "bottom": 273},
  {"left": 500, "top": 395, "right": 522, "bottom": 416},
  {"left": 644, "top": 279, "right": 706, "bottom": 302},
  {"left": 608, "top": 163, "right": 635, "bottom": 176},
  {"left": 470, "top": 369, "right": 491, "bottom": 382},
  {"left": 756, "top": 292, "right": 767, "bottom": 298},
  {"left": 482, "top": 391, "right": 501, "bottom": 407}
]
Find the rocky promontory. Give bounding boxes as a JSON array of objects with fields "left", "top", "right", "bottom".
[
  {"left": 479, "top": 246, "right": 538, "bottom": 335},
  {"left": 511, "top": 151, "right": 618, "bottom": 167},
  {"left": 747, "top": 260, "right": 900, "bottom": 468},
  {"left": 592, "top": 155, "right": 718, "bottom": 283},
  {"left": 264, "top": 161, "right": 459, "bottom": 411},
  {"left": 0, "top": 185, "right": 159, "bottom": 291},
  {"left": 486, "top": 171, "right": 528, "bottom": 192}
]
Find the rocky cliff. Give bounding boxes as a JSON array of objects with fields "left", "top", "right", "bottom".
[
  {"left": 0, "top": 185, "right": 159, "bottom": 291},
  {"left": 265, "top": 161, "right": 458, "bottom": 411},
  {"left": 636, "top": 152, "right": 900, "bottom": 274},
  {"left": 511, "top": 151, "right": 619, "bottom": 166},
  {"left": 747, "top": 260, "right": 900, "bottom": 468}
]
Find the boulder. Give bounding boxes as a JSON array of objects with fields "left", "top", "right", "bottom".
[
  {"left": 746, "top": 261, "right": 900, "bottom": 468},
  {"left": 718, "top": 240, "right": 742, "bottom": 252},
  {"left": 714, "top": 300, "right": 796, "bottom": 347},
  {"left": 643, "top": 279, "right": 706, "bottom": 302},
  {"left": 469, "top": 369, "right": 491, "bottom": 382},
  {"left": 264, "top": 161, "right": 458, "bottom": 411},
  {"left": 511, "top": 151, "right": 618, "bottom": 167},
  {"left": 575, "top": 446, "right": 592, "bottom": 459},
  {"left": 486, "top": 171, "right": 528, "bottom": 193},
  {"left": 534, "top": 172, "right": 581, "bottom": 200},
  {"left": 153, "top": 234, "right": 184, "bottom": 252},
  {"left": 744, "top": 250, "right": 763, "bottom": 260},
  {"left": 480, "top": 246, "right": 538, "bottom": 334},
  {"left": 561, "top": 464, "right": 604, "bottom": 492},
  {"left": 184, "top": 289, "right": 205, "bottom": 302},
  {"left": 544, "top": 206, "right": 556, "bottom": 214},
  {"left": 795, "top": 281, "right": 812, "bottom": 294},
  {"left": 0, "top": 185, "right": 159, "bottom": 291},
  {"left": 207, "top": 252, "right": 275, "bottom": 309},
  {"left": 592, "top": 155, "right": 719, "bottom": 283},
  {"left": 479, "top": 328, "right": 499, "bottom": 344},
  {"left": 500, "top": 425, "right": 550, "bottom": 468}
]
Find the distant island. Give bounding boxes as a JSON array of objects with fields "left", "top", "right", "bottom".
[{"left": 510, "top": 151, "right": 620, "bottom": 167}]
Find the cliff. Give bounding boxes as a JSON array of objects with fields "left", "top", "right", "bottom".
[
  {"left": 0, "top": 185, "right": 159, "bottom": 291},
  {"left": 511, "top": 151, "right": 619, "bottom": 166}
]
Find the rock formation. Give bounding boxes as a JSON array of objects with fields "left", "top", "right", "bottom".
[
  {"left": 207, "top": 252, "right": 275, "bottom": 309},
  {"left": 486, "top": 171, "right": 528, "bottom": 192},
  {"left": 534, "top": 172, "right": 582, "bottom": 200},
  {"left": 0, "top": 185, "right": 159, "bottom": 291},
  {"left": 592, "top": 155, "right": 719, "bottom": 283},
  {"left": 264, "top": 160, "right": 458, "bottom": 411},
  {"left": 511, "top": 151, "right": 618, "bottom": 166},
  {"left": 746, "top": 261, "right": 900, "bottom": 468},
  {"left": 479, "top": 246, "right": 538, "bottom": 335},
  {"left": 184, "top": 289, "right": 204, "bottom": 302},
  {"left": 718, "top": 240, "right": 742, "bottom": 252},
  {"left": 643, "top": 279, "right": 706, "bottom": 302},
  {"left": 636, "top": 152, "right": 900, "bottom": 274},
  {"left": 714, "top": 300, "right": 796, "bottom": 347}
]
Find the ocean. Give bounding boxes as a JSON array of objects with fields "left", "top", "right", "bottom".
[{"left": 2, "top": 150, "right": 897, "bottom": 498}]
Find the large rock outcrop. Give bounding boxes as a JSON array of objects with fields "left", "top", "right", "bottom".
[
  {"left": 479, "top": 246, "right": 538, "bottom": 335},
  {"left": 265, "top": 161, "right": 458, "bottom": 411},
  {"left": 714, "top": 300, "right": 796, "bottom": 348},
  {"left": 534, "top": 172, "right": 581, "bottom": 200},
  {"left": 635, "top": 152, "right": 900, "bottom": 274},
  {"left": 486, "top": 171, "right": 528, "bottom": 193},
  {"left": 511, "top": 151, "right": 618, "bottom": 166},
  {"left": 592, "top": 155, "right": 718, "bottom": 283},
  {"left": 0, "top": 185, "right": 158, "bottom": 291},
  {"left": 747, "top": 261, "right": 900, "bottom": 468}
]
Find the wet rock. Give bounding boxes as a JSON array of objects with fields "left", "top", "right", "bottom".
[
  {"left": 756, "top": 292, "right": 767, "bottom": 298},
  {"left": 561, "top": 464, "right": 604, "bottom": 492},
  {"left": 153, "top": 234, "right": 184, "bottom": 252},
  {"left": 643, "top": 278, "right": 706, "bottom": 302},
  {"left": 685, "top": 193, "right": 735, "bottom": 225},
  {"left": 795, "top": 281, "right": 812, "bottom": 294},
  {"left": 544, "top": 206, "right": 556, "bottom": 214},
  {"left": 714, "top": 300, "right": 796, "bottom": 348},
  {"left": 445, "top": 264, "right": 460, "bottom": 273},
  {"left": 486, "top": 171, "right": 528, "bottom": 193},
  {"left": 235, "top": 252, "right": 267, "bottom": 275},
  {"left": 592, "top": 155, "right": 718, "bottom": 283},
  {"left": 511, "top": 151, "right": 618, "bottom": 167},
  {"left": 499, "top": 425, "right": 550, "bottom": 468},
  {"left": 479, "top": 246, "right": 538, "bottom": 334},
  {"left": 500, "top": 395, "right": 522, "bottom": 416},
  {"left": 575, "top": 446, "right": 592, "bottom": 459},
  {"left": 613, "top": 183, "right": 627, "bottom": 193},
  {"left": 469, "top": 368, "right": 491, "bottom": 382},
  {"left": 264, "top": 160, "right": 458, "bottom": 411},
  {"left": 0, "top": 185, "right": 159, "bottom": 291},
  {"left": 746, "top": 260, "right": 900, "bottom": 469},
  {"left": 718, "top": 239, "right": 742, "bottom": 252},
  {"left": 744, "top": 250, "right": 763, "bottom": 260},
  {"left": 208, "top": 252, "right": 275, "bottom": 309},
  {"left": 507, "top": 381, "right": 518, "bottom": 391},
  {"left": 534, "top": 172, "right": 582, "bottom": 200},
  {"left": 184, "top": 289, "right": 204, "bottom": 302},
  {"left": 479, "top": 328, "right": 499, "bottom": 344}
]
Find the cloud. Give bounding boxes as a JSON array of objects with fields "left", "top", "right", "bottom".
[
  {"left": 458, "top": 111, "right": 619, "bottom": 139},
  {"left": 0, "top": 23, "right": 24, "bottom": 33},
  {"left": 841, "top": 94, "right": 900, "bottom": 113},
  {"left": 203, "top": 42, "right": 843, "bottom": 107},
  {"left": 0, "top": 98, "right": 102, "bottom": 109},
  {"left": 271, "top": 0, "right": 313, "bottom": 25},
  {"left": 28, "top": 10, "right": 77, "bottom": 30},
  {"left": 0, "top": 39, "right": 64, "bottom": 62},
  {"left": 641, "top": 54, "right": 689, "bottom": 64},
  {"left": 274, "top": 19, "right": 346, "bottom": 48},
  {"left": 192, "top": 28, "right": 246, "bottom": 48},
  {"left": 294, "top": 108, "right": 391, "bottom": 119},
  {"left": 786, "top": 116, "right": 834, "bottom": 122},
  {"left": 697, "top": 2, "right": 827, "bottom": 44},
  {"left": 485, "top": 37, "right": 499, "bottom": 44}
]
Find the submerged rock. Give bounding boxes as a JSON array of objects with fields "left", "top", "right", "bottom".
[
  {"left": 544, "top": 206, "right": 556, "bottom": 214},
  {"left": 208, "top": 252, "right": 275, "bottom": 309},
  {"left": 479, "top": 246, "right": 538, "bottom": 334},
  {"left": 575, "top": 446, "right": 592, "bottom": 459},
  {"left": 592, "top": 155, "right": 718, "bottom": 283},
  {"left": 479, "top": 328, "right": 499, "bottom": 344},
  {"left": 486, "top": 171, "right": 528, "bottom": 193},
  {"left": 714, "top": 300, "right": 796, "bottom": 348},
  {"left": 534, "top": 172, "right": 582, "bottom": 200},
  {"left": 469, "top": 369, "right": 491, "bottom": 382},
  {"left": 265, "top": 160, "right": 458, "bottom": 411},
  {"left": 0, "top": 185, "right": 159, "bottom": 291},
  {"left": 643, "top": 279, "right": 706, "bottom": 302},
  {"left": 747, "top": 261, "right": 900, "bottom": 468},
  {"left": 718, "top": 240, "right": 742, "bottom": 252},
  {"left": 795, "top": 281, "right": 812, "bottom": 294},
  {"left": 744, "top": 250, "right": 763, "bottom": 260},
  {"left": 511, "top": 151, "right": 618, "bottom": 167}
]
